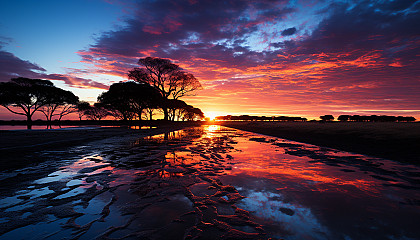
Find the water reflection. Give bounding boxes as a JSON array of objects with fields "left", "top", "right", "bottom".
[
  {"left": 238, "top": 190, "right": 329, "bottom": 239},
  {"left": 130, "top": 126, "right": 157, "bottom": 130},
  {"left": 0, "top": 125, "right": 85, "bottom": 130},
  {"left": 210, "top": 127, "right": 420, "bottom": 240},
  {"left": 0, "top": 125, "right": 419, "bottom": 239},
  {"left": 128, "top": 125, "right": 420, "bottom": 239},
  {"left": 0, "top": 153, "right": 141, "bottom": 239}
]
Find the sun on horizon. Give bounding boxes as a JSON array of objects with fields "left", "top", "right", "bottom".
[{"left": 205, "top": 112, "right": 222, "bottom": 121}]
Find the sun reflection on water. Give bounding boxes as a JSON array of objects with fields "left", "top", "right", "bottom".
[{"left": 206, "top": 124, "right": 221, "bottom": 132}]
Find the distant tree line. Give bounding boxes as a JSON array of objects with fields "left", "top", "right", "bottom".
[
  {"left": 336, "top": 115, "right": 416, "bottom": 122},
  {"left": 215, "top": 114, "right": 416, "bottom": 122},
  {"left": 0, "top": 57, "right": 204, "bottom": 129},
  {"left": 215, "top": 115, "right": 307, "bottom": 121},
  {"left": 319, "top": 115, "right": 334, "bottom": 121}
]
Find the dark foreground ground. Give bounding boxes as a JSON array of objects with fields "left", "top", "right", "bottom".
[{"left": 218, "top": 121, "right": 420, "bottom": 164}]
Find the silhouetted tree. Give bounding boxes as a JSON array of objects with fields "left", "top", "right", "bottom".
[
  {"left": 0, "top": 77, "right": 59, "bottom": 129},
  {"left": 337, "top": 115, "right": 350, "bottom": 121},
  {"left": 320, "top": 115, "right": 334, "bottom": 121},
  {"left": 340, "top": 114, "right": 415, "bottom": 122},
  {"left": 128, "top": 57, "right": 201, "bottom": 120},
  {"left": 145, "top": 108, "right": 156, "bottom": 121},
  {"left": 84, "top": 103, "right": 109, "bottom": 120},
  {"left": 214, "top": 115, "right": 307, "bottom": 122},
  {"left": 177, "top": 102, "right": 191, "bottom": 121},
  {"left": 97, "top": 82, "right": 136, "bottom": 121},
  {"left": 215, "top": 115, "right": 232, "bottom": 121},
  {"left": 184, "top": 106, "right": 204, "bottom": 121},
  {"left": 165, "top": 99, "right": 188, "bottom": 121},
  {"left": 56, "top": 99, "right": 79, "bottom": 122},
  {"left": 97, "top": 81, "right": 162, "bottom": 121},
  {"left": 131, "top": 83, "right": 162, "bottom": 120},
  {"left": 40, "top": 88, "right": 79, "bottom": 123},
  {"left": 77, "top": 101, "right": 91, "bottom": 120},
  {"left": 397, "top": 116, "right": 416, "bottom": 122}
]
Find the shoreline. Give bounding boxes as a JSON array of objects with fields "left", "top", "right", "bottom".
[
  {"left": 1, "top": 121, "right": 419, "bottom": 168},
  {"left": 217, "top": 121, "right": 420, "bottom": 164}
]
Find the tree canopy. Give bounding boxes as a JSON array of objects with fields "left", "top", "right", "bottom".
[
  {"left": 127, "top": 57, "right": 202, "bottom": 120},
  {"left": 320, "top": 115, "right": 334, "bottom": 121},
  {"left": 40, "top": 87, "right": 79, "bottom": 122},
  {"left": 81, "top": 103, "right": 109, "bottom": 121},
  {"left": 0, "top": 77, "right": 66, "bottom": 128},
  {"left": 128, "top": 57, "right": 201, "bottom": 99},
  {"left": 97, "top": 81, "right": 162, "bottom": 121},
  {"left": 337, "top": 115, "right": 416, "bottom": 122},
  {"left": 76, "top": 101, "right": 91, "bottom": 120},
  {"left": 183, "top": 105, "right": 205, "bottom": 121}
]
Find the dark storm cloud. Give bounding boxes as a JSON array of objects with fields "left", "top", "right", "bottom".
[
  {"left": 80, "top": 0, "right": 420, "bottom": 112},
  {"left": 281, "top": 27, "right": 296, "bottom": 36},
  {"left": 83, "top": 0, "right": 419, "bottom": 72},
  {"left": 79, "top": 0, "right": 295, "bottom": 72},
  {"left": 271, "top": 0, "right": 420, "bottom": 90},
  {"left": 285, "top": 0, "right": 420, "bottom": 60}
]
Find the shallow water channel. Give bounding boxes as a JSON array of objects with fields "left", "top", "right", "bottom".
[{"left": 0, "top": 125, "right": 419, "bottom": 239}]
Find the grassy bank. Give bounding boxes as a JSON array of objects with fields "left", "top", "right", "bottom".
[{"left": 217, "top": 121, "right": 420, "bottom": 164}]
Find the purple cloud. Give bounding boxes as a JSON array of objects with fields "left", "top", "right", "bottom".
[
  {"left": 281, "top": 27, "right": 296, "bottom": 36},
  {"left": 79, "top": 0, "right": 294, "bottom": 71},
  {"left": 0, "top": 43, "right": 108, "bottom": 89},
  {"left": 77, "top": 0, "right": 420, "bottom": 116},
  {"left": 0, "top": 47, "right": 46, "bottom": 82}
]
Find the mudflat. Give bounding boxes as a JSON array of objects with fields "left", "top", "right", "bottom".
[
  {"left": 218, "top": 121, "right": 420, "bottom": 164},
  {"left": 1, "top": 125, "right": 419, "bottom": 239},
  {"left": 0, "top": 122, "right": 200, "bottom": 170}
]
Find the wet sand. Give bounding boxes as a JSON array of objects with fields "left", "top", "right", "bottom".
[
  {"left": 1, "top": 125, "right": 419, "bottom": 239},
  {"left": 0, "top": 126, "right": 269, "bottom": 239},
  {"left": 218, "top": 121, "right": 420, "bottom": 164},
  {"left": 0, "top": 122, "right": 200, "bottom": 170}
]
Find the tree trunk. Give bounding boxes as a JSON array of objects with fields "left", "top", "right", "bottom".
[
  {"left": 47, "top": 114, "right": 53, "bottom": 128},
  {"left": 26, "top": 113, "right": 32, "bottom": 129},
  {"left": 148, "top": 110, "right": 153, "bottom": 121},
  {"left": 137, "top": 108, "right": 143, "bottom": 121},
  {"left": 163, "top": 108, "right": 169, "bottom": 121}
]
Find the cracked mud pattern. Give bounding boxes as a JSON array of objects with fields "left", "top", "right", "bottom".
[{"left": 1, "top": 125, "right": 420, "bottom": 240}]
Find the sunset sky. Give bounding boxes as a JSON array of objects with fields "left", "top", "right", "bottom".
[{"left": 1, "top": 0, "right": 419, "bottom": 120}]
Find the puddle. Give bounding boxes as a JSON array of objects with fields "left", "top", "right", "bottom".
[{"left": 0, "top": 125, "right": 419, "bottom": 239}]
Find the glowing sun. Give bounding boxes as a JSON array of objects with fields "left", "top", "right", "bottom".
[{"left": 206, "top": 112, "right": 220, "bottom": 121}]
